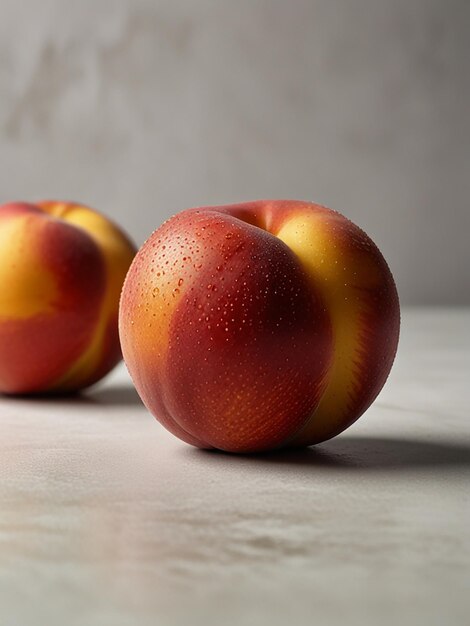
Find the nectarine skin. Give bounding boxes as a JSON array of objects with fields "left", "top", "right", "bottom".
[
  {"left": 119, "top": 200, "right": 400, "bottom": 453},
  {"left": 0, "top": 201, "right": 136, "bottom": 394}
]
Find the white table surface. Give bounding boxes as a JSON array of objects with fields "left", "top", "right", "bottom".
[{"left": 1, "top": 308, "right": 469, "bottom": 626}]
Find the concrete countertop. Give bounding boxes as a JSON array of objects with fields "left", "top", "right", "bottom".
[{"left": 1, "top": 308, "right": 469, "bottom": 626}]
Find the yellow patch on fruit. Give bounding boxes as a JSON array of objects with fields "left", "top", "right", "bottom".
[
  {"left": 0, "top": 216, "right": 57, "bottom": 319},
  {"left": 125, "top": 244, "right": 188, "bottom": 369},
  {"left": 276, "top": 211, "right": 379, "bottom": 445}
]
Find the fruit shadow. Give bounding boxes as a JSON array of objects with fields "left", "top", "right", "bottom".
[
  {"left": 2, "top": 383, "right": 143, "bottom": 407},
  {"left": 84, "top": 383, "right": 143, "bottom": 406},
  {"left": 187, "top": 435, "right": 470, "bottom": 472}
]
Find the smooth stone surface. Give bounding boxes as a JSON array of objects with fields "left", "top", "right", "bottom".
[{"left": 1, "top": 308, "right": 469, "bottom": 626}]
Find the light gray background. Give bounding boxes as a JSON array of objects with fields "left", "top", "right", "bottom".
[{"left": 0, "top": 0, "right": 468, "bottom": 304}]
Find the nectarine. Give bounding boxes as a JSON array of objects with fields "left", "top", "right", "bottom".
[
  {"left": 119, "top": 200, "right": 399, "bottom": 453},
  {"left": 0, "top": 201, "right": 136, "bottom": 394}
]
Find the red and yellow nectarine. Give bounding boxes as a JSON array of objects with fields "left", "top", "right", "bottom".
[
  {"left": 0, "top": 201, "right": 136, "bottom": 394},
  {"left": 119, "top": 200, "right": 399, "bottom": 453}
]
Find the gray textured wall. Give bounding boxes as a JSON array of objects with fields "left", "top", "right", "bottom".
[{"left": 0, "top": 0, "right": 468, "bottom": 304}]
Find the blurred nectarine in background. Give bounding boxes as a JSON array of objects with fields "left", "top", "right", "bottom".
[{"left": 0, "top": 201, "right": 136, "bottom": 394}]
